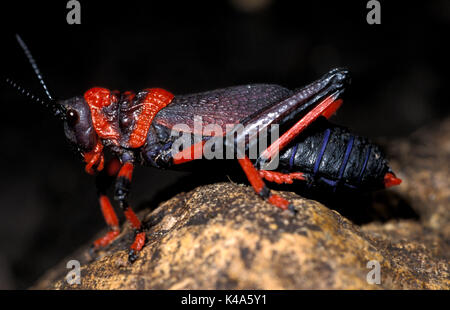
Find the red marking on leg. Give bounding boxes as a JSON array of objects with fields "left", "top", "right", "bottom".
[
  {"left": 384, "top": 172, "right": 402, "bottom": 188},
  {"left": 268, "top": 194, "right": 290, "bottom": 210},
  {"left": 84, "top": 87, "right": 120, "bottom": 142},
  {"left": 261, "top": 95, "right": 343, "bottom": 161},
  {"left": 83, "top": 140, "right": 105, "bottom": 174},
  {"left": 238, "top": 157, "right": 293, "bottom": 212},
  {"left": 93, "top": 230, "right": 120, "bottom": 248},
  {"left": 238, "top": 156, "right": 265, "bottom": 193},
  {"left": 93, "top": 195, "right": 120, "bottom": 249},
  {"left": 259, "top": 170, "right": 306, "bottom": 184},
  {"left": 172, "top": 141, "right": 206, "bottom": 164},
  {"left": 118, "top": 162, "right": 134, "bottom": 181},
  {"left": 99, "top": 195, "right": 119, "bottom": 228},
  {"left": 106, "top": 158, "right": 121, "bottom": 177},
  {"left": 322, "top": 98, "right": 343, "bottom": 119},
  {"left": 124, "top": 207, "right": 142, "bottom": 230},
  {"left": 130, "top": 232, "right": 146, "bottom": 252},
  {"left": 128, "top": 88, "right": 174, "bottom": 148}
]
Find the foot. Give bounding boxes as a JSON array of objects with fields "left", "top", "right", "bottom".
[{"left": 128, "top": 232, "right": 146, "bottom": 263}]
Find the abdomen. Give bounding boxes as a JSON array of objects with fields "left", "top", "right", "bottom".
[{"left": 278, "top": 119, "right": 390, "bottom": 191}]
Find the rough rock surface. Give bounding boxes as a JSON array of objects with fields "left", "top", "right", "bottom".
[{"left": 33, "top": 118, "right": 450, "bottom": 290}]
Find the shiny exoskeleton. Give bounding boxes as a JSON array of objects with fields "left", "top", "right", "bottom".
[
  {"left": 7, "top": 34, "right": 401, "bottom": 262},
  {"left": 277, "top": 119, "right": 390, "bottom": 191},
  {"left": 104, "top": 85, "right": 392, "bottom": 192}
]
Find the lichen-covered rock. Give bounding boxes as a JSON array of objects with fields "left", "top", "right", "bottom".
[{"left": 32, "top": 118, "right": 450, "bottom": 290}]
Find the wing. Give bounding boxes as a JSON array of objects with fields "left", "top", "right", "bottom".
[
  {"left": 171, "top": 68, "right": 351, "bottom": 165},
  {"left": 153, "top": 84, "right": 293, "bottom": 135}
]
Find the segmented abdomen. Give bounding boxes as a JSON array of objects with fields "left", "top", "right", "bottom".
[{"left": 278, "top": 120, "right": 389, "bottom": 191}]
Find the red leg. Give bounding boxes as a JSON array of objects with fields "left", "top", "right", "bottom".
[
  {"left": 237, "top": 94, "right": 343, "bottom": 213},
  {"left": 170, "top": 136, "right": 296, "bottom": 211},
  {"left": 115, "top": 162, "right": 146, "bottom": 262},
  {"left": 172, "top": 71, "right": 346, "bottom": 166},
  {"left": 237, "top": 95, "right": 343, "bottom": 213},
  {"left": 171, "top": 98, "right": 342, "bottom": 213},
  {"left": 258, "top": 170, "right": 306, "bottom": 184},
  {"left": 92, "top": 159, "right": 122, "bottom": 249},
  {"left": 93, "top": 195, "right": 120, "bottom": 248},
  {"left": 83, "top": 139, "right": 105, "bottom": 175},
  {"left": 171, "top": 70, "right": 348, "bottom": 213},
  {"left": 261, "top": 95, "right": 343, "bottom": 161},
  {"left": 172, "top": 141, "right": 206, "bottom": 164},
  {"left": 238, "top": 156, "right": 295, "bottom": 213}
]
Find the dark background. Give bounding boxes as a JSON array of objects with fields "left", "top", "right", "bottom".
[{"left": 0, "top": 0, "right": 448, "bottom": 289}]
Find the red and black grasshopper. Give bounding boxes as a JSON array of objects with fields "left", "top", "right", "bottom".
[{"left": 6, "top": 35, "right": 401, "bottom": 262}]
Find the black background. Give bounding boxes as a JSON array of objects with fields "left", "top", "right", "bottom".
[{"left": 0, "top": 1, "right": 448, "bottom": 289}]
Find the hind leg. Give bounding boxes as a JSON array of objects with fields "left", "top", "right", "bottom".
[
  {"left": 236, "top": 95, "right": 343, "bottom": 213},
  {"left": 238, "top": 156, "right": 297, "bottom": 213},
  {"left": 258, "top": 170, "right": 307, "bottom": 185},
  {"left": 172, "top": 69, "right": 348, "bottom": 212}
]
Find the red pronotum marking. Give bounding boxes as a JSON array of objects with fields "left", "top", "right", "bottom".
[
  {"left": 128, "top": 88, "right": 174, "bottom": 148},
  {"left": 83, "top": 139, "right": 105, "bottom": 174},
  {"left": 84, "top": 87, "right": 121, "bottom": 142},
  {"left": 261, "top": 96, "right": 343, "bottom": 161},
  {"left": 258, "top": 170, "right": 306, "bottom": 184}
]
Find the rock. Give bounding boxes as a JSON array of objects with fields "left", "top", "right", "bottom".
[
  {"left": 32, "top": 118, "right": 450, "bottom": 290},
  {"left": 384, "top": 117, "right": 450, "bottom": 234}
]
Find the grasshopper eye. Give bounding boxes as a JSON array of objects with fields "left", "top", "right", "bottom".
[{"left": 66, "top": 109, "right": 79, "bottom": 127}]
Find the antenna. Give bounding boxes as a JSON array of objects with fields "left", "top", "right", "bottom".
[
  {"left": 15, "top": 33, "right": 54, "bottom": 101},
  {"left": 5, "top": 77, "right": 66, "bottom": 119},
  {"left": 5, "top": 77, "right": 48, "bottom": 105}
]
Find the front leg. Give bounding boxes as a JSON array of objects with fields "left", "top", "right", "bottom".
[
  {"left": 92, "top": 158, "right": 121, "bottom": 250},
  {"left": 114, "top": 161, "right": 146, "bottom": 263}
]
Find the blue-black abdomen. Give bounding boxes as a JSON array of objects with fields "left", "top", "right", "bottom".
[{"left": 278, "top": 119, "right": 390, "bottom": 191}]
